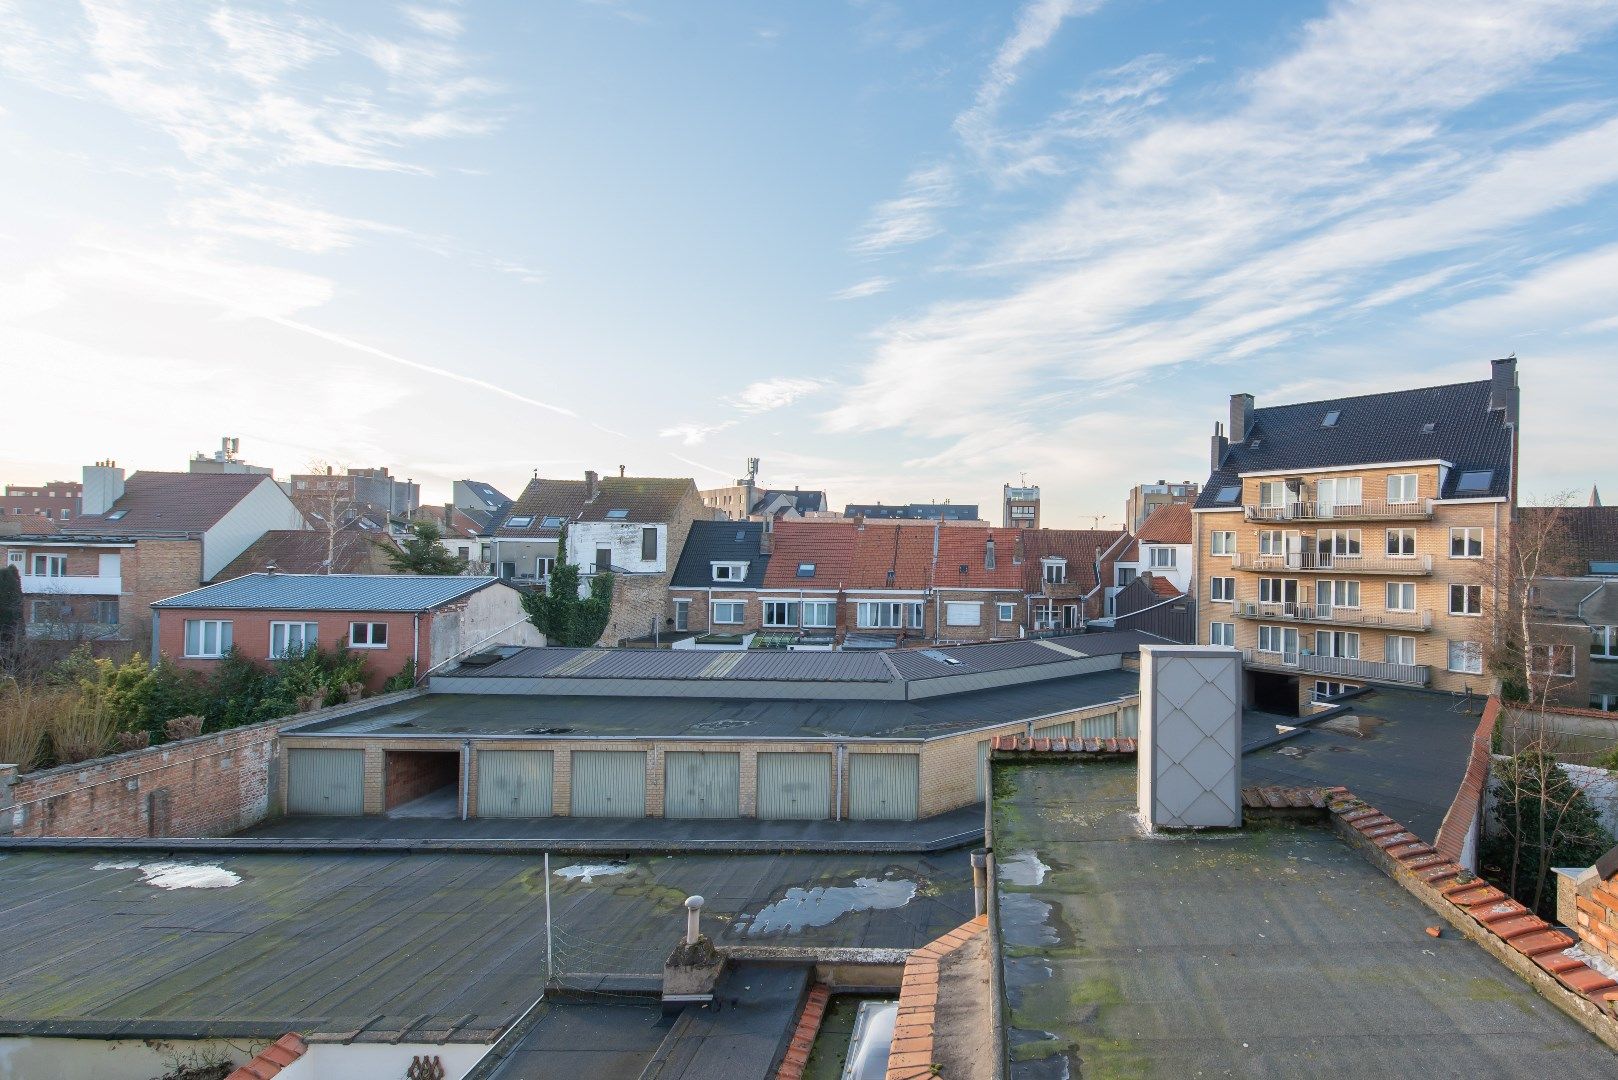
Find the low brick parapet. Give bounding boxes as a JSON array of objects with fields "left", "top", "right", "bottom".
[{"left": 885, "top": 914, "right": 989, "bottom": 1080}]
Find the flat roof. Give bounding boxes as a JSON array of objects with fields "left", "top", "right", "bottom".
[
  {"left": 0, "top": 848, "right": 971, "bottom": 1042},
  {"left": 991, "top": 758, "right": 1616, "bottom": 1078},
  {"left": 296, "top": 668, "right": 1142, "bottom": 740}
]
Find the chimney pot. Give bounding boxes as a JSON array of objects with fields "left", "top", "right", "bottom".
[{"left": 619, "top": 464, "right": 626, "bottom": 478}]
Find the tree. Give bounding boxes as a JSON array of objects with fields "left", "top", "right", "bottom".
[
  {"left": 290, "top": 460, "right": 364, "bottom": 574},
  {"left": 1480, "top": 747, "right": 1613, "bottom": 918},
  {"left": 381, "top": 520, "right": 467, "bottom": 575},
  {"left": 521, "top": 561, "right": 613, "bottom": 647},
  {"left": 1477, "top": 495, "right": 1582, "bottom": 709},
  {"left": 0, "top": 565, "right": 21, "bottom": 649}
]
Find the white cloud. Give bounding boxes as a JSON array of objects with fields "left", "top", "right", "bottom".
[
  {"left": 851, "top": 164, "right": 956, "bottom": 254},
  {"left": 724, "top": 377, "right": 828, "bottom": 414},
  {"left": 403, "top": 6, "right": 464, "bottom": 38},
  {"left": 207, "top": 6, "right": 335, "bottom": 86},
  {"left": 832, "top": 277, "right": 894, "bottom": 300},
  {"left": 954, "top": 0, "right": 1100, "bottom": 157},
  {"left": 659, "top": 422, "right": 736, "bottom": 446},
  {"left": 174, "top": 187, "right": 393, "bottom": 254}
]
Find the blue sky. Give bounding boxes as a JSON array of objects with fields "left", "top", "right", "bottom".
[{"left": 1, "top": 0, "right": 1614, "bottom": 525}]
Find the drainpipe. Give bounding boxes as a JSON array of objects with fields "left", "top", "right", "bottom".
[
  {"left": 150, "top": 610, "right": 161, "bottom": 666},
  {"left": 412, "top": 614, "right": 421, "bottom": 684},
  {"left": 834, "top": 744, "right": 846, "bottom": 822},
  {"left": 460, "top": 739, "right": 471, "bottom": 821}
]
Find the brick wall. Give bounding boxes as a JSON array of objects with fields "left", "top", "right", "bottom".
[
  {"left": 383, "top": 749, "right": 459, "bottom": 809},
  {"left": 128, "top": 539, "right": 206, "bottom": 646},
  {"left": 159, "top": 606, "right": 421, "bottom": 689},
  {"left": 598, "top": 487, "right": 710, "bottom": 645}
]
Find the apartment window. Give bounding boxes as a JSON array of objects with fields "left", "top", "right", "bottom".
[
  {"left": 641, "top": 527, "right": 658, "bottom": 562},
  {"left": 1449, "top": 584, "right": 1482, "bottom": 616},
  {"left": 1210, "top": 531, "right": 1236, "bottom": 556},
  {"left": 945, "top": 602, "right": 982, "bottom": 627},
  {"left": 997, "top": 602, "right": 1016, "bottom": 623},
  {"left": 763, "top": 601, "right": 800, "bottom": 628},
  {"left": 1386, "top": 582, "right": 1417, "bottom": 612},
  {"left": 1258, "top": 626, "right": 1286, "bottom": 653},
  {"left": 270, "top": 621, "right": 318, "bottom": 659},
  {"left": 31, "top": 554, "right": 66, "bottom": 577},
  {"left": 1531, "top": 644, "right": 1576, "bottom": 677},
  {"left": 1385, "top": 635, "right": 1416, "bottom": 666},
  {"left": 1450, "top": 528, "right": 1483, "bottom": 558},
  {"left": 1387, "top": 474, "right": 1418, "bottom": 504},
  {"left": 94, "top": 599, "right": 119, "bottom": 625},
  {"left": 711, "top": 561, "right": 749, "bottom": 582},
  {"left": 1316, "top": 476, "right": 1362, "bottom": 509},
  {"left": 1042, "top": 559, "right": 1067, "bottom": 585},
  {"left": 30, "top": 600, "right": 70, "bottom": 624},
  {"left": 1259, "top": 481, "right": 1288, "bottom": 509},
  {"left": 1593, "top": 626, "right": 1617, "bottom": 659},
  {"left": 857, "top": 601, "right": 924, "bottom": 629},
  {"left": 184, "top": 619, "right": 233, "bottom": 658},
  {"left": 349, "top": 622, "right": 389, "bottom": 648},
  {"left": 711, "top": 600, "right": 745, "bottom": 625},
  {"left": 1447, "top": 640, "right": 1484, "bottom": 674},
  {"left": 1116, "top": 567, "right": 1137, "bottom": 587},
  {"left": 802, "top": 601, "right": 835, "bottom": 628},
  {"left": 1315, "top": 630, "right": 1359, "bottom": 658},
  {"left": 1209, "top": 621, "right": 1235, "bottom": 646},
  {"left": 1258, "top": 530, "right": 1284, "bottom": 556},
  {"left": 1210, "top": 576, "right": 1235, "bottom": 602},
  {"left": 1318, "top": 530, "right": 1361, "bottom": 557},
  {"left": 1317, "top": 580, "right": 1359, "bottom": 609},
  {"left": 1386, "top": 529, "right": 1416, "bottom": 557},
  {"left": 1259, "top": 578, "right": 1295, "bottom": 604},
  {"left": 1148, "top": 547, "right": 1176, "bottom": 568},
  {"left": 672, "top": 598, "right": 690, "bottom": 631}
]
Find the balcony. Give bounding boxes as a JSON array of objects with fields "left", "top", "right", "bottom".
[
  {"left": 1241, "top": 649, "right": 1430, "bottom": 687},
  {"left": 1231, "top": 552, "right": 1433, "bottom": 575},
  {"left": 19, "top": 573, "right": 122, "bottom": 596},
  {"left": 26, "top": 622, "right": 124, "bottom": 641},
  {"left": 1244, "top": 498, "right": 1433, "bottom": 523},
  {"left": 1232, "top": 599, "right": 1432, "bottom": 631}
]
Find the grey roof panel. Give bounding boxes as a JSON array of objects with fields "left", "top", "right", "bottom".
[
  {"left": 153, "top": 573, "right": 499, "bottom": 611},
  {"left": 669, "top": 520, "right": 771, "bottom": 588},
  {"left": 727, "top": 651, "right": 893, "bottom": 682}
]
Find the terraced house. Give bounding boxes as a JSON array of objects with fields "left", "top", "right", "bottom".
[{"left": 1193, "top": 357, "right": 1519, "bottom": 712}]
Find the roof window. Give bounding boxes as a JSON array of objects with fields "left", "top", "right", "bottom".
[
  {"left": 541, "top": 515, "right": 564, "bottom": 528},
  {"left": 505, "top": 515, "right": 533, "bottom": 528},
  {"left": 1455, "top": 470, "right": 1493, "bottom": 493},
  {"left": 1248, "top": 438, "right": 1262, "bottom": 449},
  {"left": 106, "top": 509, "right": 128, "bottom": 520},
  {"left": 1422, "top": 422, "right": 1436, "bottom": 434},
  {"left": 606, "top": 509, "right": 630, "bottom": 519},
  {"left": 797, "top": 562, "right": 816, "bottom": 578},
  {"left": 1216, "top": 485, "right": 1241, "bottom": 503},
  {"left": 1322, "top": 410, "right": 1340, "bottom": 427}
]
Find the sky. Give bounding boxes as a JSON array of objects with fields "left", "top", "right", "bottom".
[{"left": 1, "top": 0, "right": 1615, "bottom": 528}]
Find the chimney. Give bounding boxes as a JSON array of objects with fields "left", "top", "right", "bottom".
[
  {"left": 1488, "top": 356, "right": 1519, "bottom": 423},
  {"left": 618, "top": 464, "right": 626, "bottom": 478},
  {"left": 82, "top": 460, "right": 126, "bottom": 516},
  {"left": 1229, "top": 393, "right": 1254, "bottom": 442},
  {"left": 759, "top": 515, "right": 774, "bottom": 554},
  {"left": 443, "top": 502, "right": 454, "bottom": 529},
  {"left": 1210, "top": 421, "right": 1228, "bottom": 473},
  {"left": 585, "top": 470, "right": 600, "bottom": 501}
]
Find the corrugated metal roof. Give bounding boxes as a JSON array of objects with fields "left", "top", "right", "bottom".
[
  {"left": 884, "top": 639, "right": 1076, "bottom": 679},
  {"left": 153, "top": 573, "right": 500, "bottom": 611},
  {"left": 728, "top": 651, "right": 893, "bottom": 682}
]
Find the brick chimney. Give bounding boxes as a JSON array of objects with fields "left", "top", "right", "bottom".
[
  {"left": 1209, "top": 421, "right": 1228, "bottom": 473},
  {"left": 759, "top": 515, "right": 774, "bottom": 554},
  {"left": 585, "top": 470, "right": 600, "bottom": 501}
]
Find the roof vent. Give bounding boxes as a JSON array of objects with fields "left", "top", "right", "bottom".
[{"left": 1422, "top": 422, "right": 1436, "bottom": 434}]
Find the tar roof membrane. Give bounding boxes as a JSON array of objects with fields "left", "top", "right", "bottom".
[{"left": 991, "top": 758, "right": 1618, "bottom": 1078}]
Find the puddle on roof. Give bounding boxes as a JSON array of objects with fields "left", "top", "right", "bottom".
[
  {"left": 553, "top": 862, "right": 631, "bottom": 883},
  {"left": 94, "top": 860, "right": 241, "bottom": 890},
  {"left": 998, "top": 892, "right": 1062, "bottom": 948},
  {"left": 736, "top": 875, "right": 917, "bottom": 936},
  {"left": 998, "top": 850, "right": 1052, "bottom": 887}
]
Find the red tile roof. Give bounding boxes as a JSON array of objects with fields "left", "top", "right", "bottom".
[
  {"left": 74, "top": 472, "right": 276, "bottom": 537},
  {"left": 1020, "top": 529, "right": 1128, "bottom": 594},
  {"left": 1146, "top": 573, "right": 1182, "bottom": 598},
  {"left": 227, "top": 1033, "right": 306, "bottom": 1080},
  {"left": 216, "top": 528, "right": 398, "bottom": 580},
  {"left": 847, "top": 522, "right": 935, "bottom": 589},
  {"left": 1133, "top": 502, "right": 1193, "bottom": 545},
  {"left": 1520, "top": 505, "right": 1618, "bottom": 569},
  {"left": 761, "top": 520, "right": 858, "bottom": 589},
  {"left": 886, "top": 915, "right": 989, "bottom": 1080},
  {"left": 935, "top": 526, "right": 1025, "bottom": 589}
]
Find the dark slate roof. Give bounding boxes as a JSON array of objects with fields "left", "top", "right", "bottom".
[
  {"left": 753, "top": 488, "right": 827, "bottom": 515},
  {"left": 1195, "top": 377, "right": 1515, "bottom": 508},
  {"left": 670, "top": 520, "right": 770, "bottom": 588},
  {"left": 459, "top": 479, "right": 512, "bottom": 513},
  {"left": 843, "top": 503, "right": 980, "bottom": 521},
  {"left": 575, "top": 477, "right": 698, "bottom": 523},
  {"left": 153, "top": 572, "right": 502, "bottom": 611},
  {"left": 73, "top": 472, "right": 277, "bottom": 536},
  {"left": 497, "top": 478, "right": 591, "bottom": 538}
]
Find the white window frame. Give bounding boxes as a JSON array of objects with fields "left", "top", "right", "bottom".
[
  {"left": 710, "top": 600, "right": 746, "bottom": 625},
  {"left": 1042, "top": 558, "right": 1067, "bottom": 585},
  {"left": 672, "top": 598, "right": 690, "bottom": 631},
  {"left": 1386, "top": 582, "right": 1417, "bottom": 612},
  {"left": 1385, "top": 635, "right": 1416, "bottom": 666},
  {"left": 270, "top": 621, "right": 319, "bottom": 660},
  {"left": 1148, "top": 546, "right": 1176, "bottom": 568},
  {"left": 1210, "top": 576, "right": 1235, "bottom": 602},
  {"left": 1258, "top": 626, "right": 1284, "bottom": 654},
  {"left": 31, "top": 554, "right": 67, "bottom": 577},
  {"left": 1531, "top": 644, "right": 1576, "bottom": 678},
  {"left": 1449, "top": 584, "right": 1482, "bottom": 616},
  {"left": 763, "top": 600, "right": 800, "bottom": 628},
  {"left": 1448, "top": 640, "right": 1484, "bottom": 674},
  {"left": 711, "top": 561, "right": 749, "bottom": 582},
  {"left": 1386, "top": 528, "right": 1416, "bottom": 557},
  {"left": 801, "top": 600, "right": 836, "bottom": 629},
  {"left": 1209, "top": 621, "right": 1235, "bottom": 647},
  {"left": 1258, "top": 530, "right": 1284, "bottom": 556},
  {"left": 944, "top": 602, "right": 982, "bottom": 627},
  {"left": 349, "top": 622, "right": 389, "bottom": 649},
  {"left": 1314, "top": 630, "right": 1360, "bottom": 659},
  {"left": 996, "top": 602, "right": 1016, "bottom": 623},
  {"left": 184, "top": 619, "right": 233, "bottom": 659},
  {"left": 1318, "top": 530, "right": 1361, "bottom": 558},
  {"left": 1593, "top": 626, "right": 1617, "bottom": 659},
  {"left": 1316, "top": 476, "right": 1362, "bottom": 509},
  {"left": 1317, "top": 580, "right": 1360, "bottom": 609},
  {"left": 1259, "top": 481, "right": 1288, "bottom": 509},
  {"left": 1210, "top": 531, "right": 1236, "bottom": 556},
  {"left": 856, "top": 601, "right": 924, "bottom": 630},
  {"left": 1449, "top": 527, "right": 1483, "bottom": 559},
  {"left": 1387, "top": 473, "right": 1418, "bottom": 504}
]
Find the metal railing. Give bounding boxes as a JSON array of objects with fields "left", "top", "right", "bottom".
[
  {"left": 1244, "top": 498, "right": 1433, "bottom": 523},
  {"left": 1231, "top": 599, "right": 1432, "bottom": 630},
  {"left": 1239, "top": 648, "right": 1430, "bottom": 687},
  {"left": 1231, "top": 552, "right": 1433, "bottom": 575}
]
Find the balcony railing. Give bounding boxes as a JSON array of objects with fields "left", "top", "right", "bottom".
[
  {"left": 1231, "top": 552, "right": 1433, "bottom": 575},
  {"left": 1240, "top": 649, "right": 1430, "bottom": 687},
  {"left": 26, "top": 622, "right": 124, "bottom": 641},
  {"left": 19, "top": 573, "right": 122, "bottom": 596},
  {"left": 1232, "top": 599, "right": 1432, "bottom": 631},
  {"left": 1244, "top": 498, "right": 1433, "bottom": 523}
]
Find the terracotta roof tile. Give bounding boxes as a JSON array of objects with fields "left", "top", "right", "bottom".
[
  {"left": 575, "top": 476, "right": 698, "bottom": 523},
  {"left": 227, "top": 1033, "right": 306, "bottom": 1080},
  {"left": 1020, "top": 529, "right": 1128, "bottom": 594},
  {"left": 1133, "top": 502, "right": 1193, "bottom": 544},
  {"left": 935, "top": 526, "right": 1026, "bottom": 589},
  {"left": 1145, "top": 573, "right": 1182, "bottom": 598},
  {"left": 760, "top": 520, "right": 858, "bottom": 588}
]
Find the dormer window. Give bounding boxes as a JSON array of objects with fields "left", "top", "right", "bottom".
[
  {"left": 1043, "top": 558, "right": 1067, "bottom": 585},
  {"left": 711, "top": 561, "right": 749, "bottom": 582}
]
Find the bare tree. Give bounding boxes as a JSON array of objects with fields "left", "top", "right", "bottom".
[{"left": 290, "top": 461, "right": 366, "bottom": 574}]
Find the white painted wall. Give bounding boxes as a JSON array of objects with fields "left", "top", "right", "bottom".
[
  {"left": 427, "top": 582, "right": 545, "bottom": 673},
  {"left": 566, "top": 521, "right": 667, "bottom": 575},
  {"left": 1114, "top": 542, "right": 1193, "bottom": 595},
  {"left": 0, "top": 1038, "right": 487, "bottom": 1080},
  {"left": 202, "top": 477, "right": 308, "bottom": 581}
]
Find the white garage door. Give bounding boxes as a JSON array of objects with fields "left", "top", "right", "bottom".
[
  {"left": 756, "top": 752, "right": 832, "bottom": 820},
  {"left": 664, "top": 751, "right": 740, "bottom": 819},
  {"left": 570, "top": 750, "right": 647, "bottom": 818},
  {"left": 287, "top": 748, "right": 364, "bottom": 816},
  {"left": 849, "top": 753, "right": 920, "bottom": 821},
  {"left": 477, "top": 750, "right": 554, "bottom": 818}
]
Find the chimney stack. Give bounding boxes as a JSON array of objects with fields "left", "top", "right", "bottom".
[
  {"left": 1488, "top": 356, "right": 1519, "bottom": 423},
  {"left": 618, "top": 464, "right": 626, "bottom": 478},
  {"left": 444, "top": 502, "right": 454, "bottom": 529},
  {"left": 82, "top": 460, "right": 126, "bottom": 516},
  {"left": 585, "top": 470, "right": 600, "bottom": 501},
  {"left": 759, "top": 515, "right": 774, "bottom": 554},
  {"left": 1229, "top": 393, "right": 1254, "bottom": 442},
  {"left": 1210, "top": 421, "right": 1228, "bottom": 473}
]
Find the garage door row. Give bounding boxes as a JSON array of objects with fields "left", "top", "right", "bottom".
[{"left": 286, "top": 747, "right": 922, "bottom": 820}]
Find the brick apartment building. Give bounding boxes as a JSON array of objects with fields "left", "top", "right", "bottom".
[
  {"left": 5, "top": 463, "right": 306, "bottom": 649},
  {"left": 1192, "top": 357, "right": 1519, "bottom": 713},
  {"left": 153, "top": 574, "right": 543, "bottom": 690},
  {"left": 289, "top": 466, "right": 421, "bottom": 517},
  {"left": 1, "top": 480, "right": 81, "bottom": 523},
  {"left": 1124, "top": 479, "right": 1199, "bottom": 533}
]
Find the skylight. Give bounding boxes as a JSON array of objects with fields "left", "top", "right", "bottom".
[
  {"left": 541, "top": 516, "right": 564, "bottom": 528},
  {"left": 1455, "top": 470, "right": 1493, "bottom": 492},
  {"left": 106, "top": 510, "right": 128, "bottom": 520},
  {"left": 1248, "top": 438, "right": 1262, "bottom": 449},
  {"left": 606, "top": 509, "right": 630, "bottom": 519},
  {"left": 1216, "top": 485, "right": 1241, "bottom": 503},
  {"left": 1322, "top": 410, "right": 1340, "bottom": 427},
  {"left": 797, "top": 562, "right": 816, "bottom": 578},
  {"left": 506, "top": 515, "right": 533, "bottom": 528}
]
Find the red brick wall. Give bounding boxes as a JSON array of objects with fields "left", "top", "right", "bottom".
[
  {"left": 383, "top": 750, "right": 459, "bottom": 809},
  {"left": 158, "top": 607, "right": 423, "bottom": 689},
  {"left": 1577, "top": 878, "right": 1618, "bottom": 967}
]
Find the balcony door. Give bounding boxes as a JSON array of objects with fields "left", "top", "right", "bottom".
[
  {"left": 1285, "top": 531, "right": 1307, "bottom": 569},
  {"left": 1280, "top": 627, "right": 1300, "bottom": 665}
]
